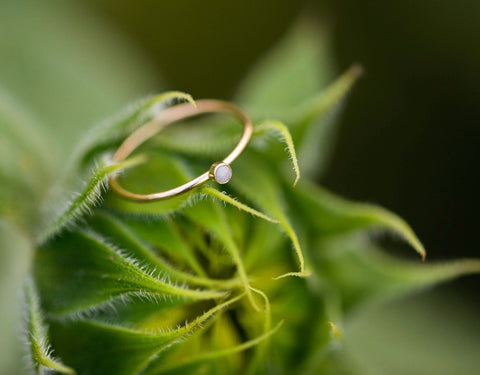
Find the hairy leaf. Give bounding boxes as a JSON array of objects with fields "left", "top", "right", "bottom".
[
  {"left": 49, "top": 294, "right": 244, "bottom": 375},
  {"left": 87, "top": 210, "right": 241, "bottom": 289},
  {"left": 2, "top": 5, "right": 476, "bottom": 373},
  {"left": 24, "top": 280, "right": 75, "bottom": 375},
  {"left": 183, "top": 198, "right": 259, "bottom": 310},
  {"left": 76, "top": 91, "right": 195, "bottom": 168},
  {"left": 118, "top": 215, "right": 206, "bottom": 276},
  {"left": 142, "top": 321, "right": 283, "bottom": 375},
  {"left": 34, "top": 230, "right": 227, "bottom": 317},
  {"left": 232, "top": 153, "right": 308, "bottom": 278},
  {"left": 295, "top": 181, "right": 425, "bottom": 260},
  {"left": 38, "top": 155, "right": 146, "bottom": 244},
  {"left": 104, "top": 152, "right": 196, "bottom": 217},
  {"left": 201, "top": 186, "right": 278, "bottom": 224},
  {"left": 253, "top": 120, "right": 300, "bottom": 188},
  {"left": 311, "top": 234, "right": 480, "bottom": 311}
]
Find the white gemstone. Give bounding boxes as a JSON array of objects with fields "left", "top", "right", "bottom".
[{"left": 214, "top": 163, "right": 232, "bottom": 184}]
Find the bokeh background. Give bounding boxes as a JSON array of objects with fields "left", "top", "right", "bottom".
[{"left": 1, "top": 0, "right": 479, "bottom": 374}]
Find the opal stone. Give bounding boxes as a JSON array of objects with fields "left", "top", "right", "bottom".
[{"left": 214, "top": 163, "right": 232, "bottom": 184}]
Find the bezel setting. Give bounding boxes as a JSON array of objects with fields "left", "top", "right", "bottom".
[{"left": 209, "top": 162, "right": 232, "bottom": 184}]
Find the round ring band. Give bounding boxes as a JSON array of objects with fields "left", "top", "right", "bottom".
[{"left": 109, "top": 99, "right": 253, "bottom": 202}]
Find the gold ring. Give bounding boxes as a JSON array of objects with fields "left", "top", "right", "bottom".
[{"left": 109, "top": 99, "right": 253, "bottom": 202}]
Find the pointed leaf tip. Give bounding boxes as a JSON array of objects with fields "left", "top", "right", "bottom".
[
  {"left": 202, "top": 187, "right": 279, "bottom": 224},
  {"left": 255, "top": 120, "right": 300, "bottom": 188},
  {"left": 25, "top": 281, "right": 76, "bottom": 374},
  {"left": 296, "top": 182, "right": 426, "bottom": 261},
  {"left": 350, "top": 63, "right": 365, "bottom": 78}
]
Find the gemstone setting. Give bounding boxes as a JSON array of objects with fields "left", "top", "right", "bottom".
[{"left": 210, "top": 162, "right": 232, "bottom": 184}]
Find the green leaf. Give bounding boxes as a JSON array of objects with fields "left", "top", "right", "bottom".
[
  {"left": 82, "top": 293, "right": 199, "bottom": 331},
  {"left": 25, "top": 280, "right": 76, "bottom": 375},
  {"left": 237, "top": 15, "right": 362, "bottom": 175},
  {"left": 34, "top": 230, "right": 227, "bottom": 317},
  {"left": 254, "top": 120, "right": 300, "bottom": 188},
  {"left": 311, "top": 234, "right": 480, "bottom": 311},
  {"left": 244, "top": 287, "right": 274, "bottom": 375},
  {"left": 104, "top": 152, "right": 196, "bottom": 217},
  {"left": 295, "top": 181, "right": 426, "bottom": 260},
  {"left": 40, "top": 92, "right": 197, "bottom": 237},
  {"left": 201, "top": 186, "right": 278, "bottom": 224},
  {"left": 76, "top": 91, "right": 196, "bottom": 168},
  {"left": 290, "top": 65, "right": 363, "bottom": 177},
  {"left": 243, "top": 218, "right": 286, "bottom": 273},
  {"left": 234, "top": 19, "right": 361, "bottom": 180},
  {"left": 241, "top": 66, "right": 362, "bottom": 181},
  {"left": 288, "top": 65, "right": 363, "bottom": 127},
  {"left": 151, "top": 115, "right": 241, "bottom": 160},
  {"left": 87, "top": 210, "right": 241, "bottom": 289},
  {"left": 242, "top": 66, "right": 362, "bottom": 182},
  {"left": 232, "top": 153, "right": 309, "bottom": 278},
  {"left": 236, "top": 19, "right": 335, "bottom": 114},
  {"left": 38, "top": 155, "right": 146, "bottom": 244},
  {"left": 183, "top": 198, "right": 259, "bottom": 310},
  {"left": 49, "top": 294, "right": 244, "bottom": 375},
  {"left": 142, "top": 320, "right": 284, "bottom": 375},
  {"left": 118, "top": 214, "right": 207, "bottom": 277},
  {"left": 145, "top": 116, "right": 301, "bottom": 187}
]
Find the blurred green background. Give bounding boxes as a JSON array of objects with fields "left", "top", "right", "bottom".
[{"left": 1, "top": 0, "right": 479, "bottom": 373}]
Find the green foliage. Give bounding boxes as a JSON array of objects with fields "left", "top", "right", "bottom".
[
  {"left": 25, "top": 280, "right": 76, "bottom": 374},
  {"left": 1, "top": 5, "right": 479, "bottom": 375}
]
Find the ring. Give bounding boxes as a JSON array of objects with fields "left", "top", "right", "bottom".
[{"left": 109, "top": 99, "right": 253, "bottom": 202}]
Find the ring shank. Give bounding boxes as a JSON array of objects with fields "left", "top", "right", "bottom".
[{"left": 109, "top": 99, "right": 252, "bottom": 202}]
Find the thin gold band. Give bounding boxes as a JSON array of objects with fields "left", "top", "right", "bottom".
[{"left": 109, "top": 99, "right": 253, "bottom": 202}]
